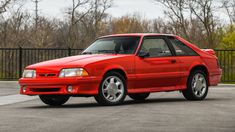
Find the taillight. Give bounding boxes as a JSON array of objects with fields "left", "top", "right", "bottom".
[{"left": 202, "top": 49, "right": 216, "bottom": 55}]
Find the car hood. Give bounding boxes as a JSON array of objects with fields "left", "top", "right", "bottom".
[{"left": 27, "top": 54, "right": 132, "bottom": 70}]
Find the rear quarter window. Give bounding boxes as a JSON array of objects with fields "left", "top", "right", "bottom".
[{"left": 168, "top": 37, "right": 198, "bottom": 56}]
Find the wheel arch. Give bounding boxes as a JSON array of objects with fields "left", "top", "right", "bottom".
[
  {"left": 189, "top": 65, "right": 210, "bottom": 85},
  {"left": 103, "top": 68, "right": 127, "bottom": 80}
]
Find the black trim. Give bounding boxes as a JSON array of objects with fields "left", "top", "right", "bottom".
[{"left": 163, "top": 36, "right": 176, "bottom": 56}]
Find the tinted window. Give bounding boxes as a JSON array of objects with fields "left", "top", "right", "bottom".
[
  {"left": 168, "top": 37, "right": 198, "bottom": 56},
  {"left": 140, "top": 38, "right": 172, "bottom": 57},
  {"left": 83, "top": 37, "right": 140, "bottom": 54}
]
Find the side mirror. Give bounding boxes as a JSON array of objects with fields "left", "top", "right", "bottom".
[{"left": 138, "top": 52, "right": 150, "bottom": 58}]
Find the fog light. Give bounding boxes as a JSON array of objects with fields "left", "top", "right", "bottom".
[
  {"left": 22, "top": 86, "right": 26, "bottom": 93},
  {"left": 67, "top": 86, "right": 73, "bottom": 93}
]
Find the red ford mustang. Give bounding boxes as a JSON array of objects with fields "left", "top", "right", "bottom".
[{"left": 19, "top": 33, "right": 222, "bottom": 106}]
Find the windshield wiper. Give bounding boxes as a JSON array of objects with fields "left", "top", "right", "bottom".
[
  {"left": 97, "top": 50, "right": 117, "bottom": 54},
  {"left": 82, "top": 50, "right": 117, "bottom": 55},
  {"left": 82, "top": 52, "right": 93, "bottom": 55}
]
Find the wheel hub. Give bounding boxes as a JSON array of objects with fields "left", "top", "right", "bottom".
[
  {"left": 107, "top": 83, "right": 118, "bottom": 95},
  {"left": 195, "top": 79, "right": 203, "bottom": 91}
]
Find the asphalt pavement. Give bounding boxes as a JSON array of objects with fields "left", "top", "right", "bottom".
[{"left": 0, "top": 81, "right": 234, "bottom": 132}]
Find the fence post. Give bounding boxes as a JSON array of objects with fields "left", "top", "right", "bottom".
[
  {"left": 68, "top": 47, "right": 71, "bottom": 56},
  {"left": 19, "top": 47, "right": 22, "bottom": 78}
]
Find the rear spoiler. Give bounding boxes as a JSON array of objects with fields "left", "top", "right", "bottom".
[{"left": 201, "top": 49, "right": 216, "bottom": 56}]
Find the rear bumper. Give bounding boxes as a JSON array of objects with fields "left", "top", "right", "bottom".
[
  {"left": 209, "top": 68, "right": 222, "bottom": 86},
  {"left": 18, "top": 77, "right": 101, "bottom": 95}
]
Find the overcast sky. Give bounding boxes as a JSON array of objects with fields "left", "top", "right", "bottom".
[
  {"left": 23, "top": 0, "right": 164, "bottom": 19},
  {"left": 22, "top": 0, "right": 229, "bottom": 23}
]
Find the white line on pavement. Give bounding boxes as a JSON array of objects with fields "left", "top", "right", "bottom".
[
  {"left": 0, "top": 94, "right": 37, "bottom": 106},
  {"left": 211, "top": 86, "right": 235, "bottom": 89}
]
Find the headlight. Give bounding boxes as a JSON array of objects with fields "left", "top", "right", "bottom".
[
  {"left": 59, "top": 68, "right": 89, "bottom": 77},
  {"left": 22, "top": 70, "right": 36, "bottom": 78}
]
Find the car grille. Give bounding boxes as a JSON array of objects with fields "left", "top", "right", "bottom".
[{"left": 38, "top": 73, "right": 56, "bottom": 77}]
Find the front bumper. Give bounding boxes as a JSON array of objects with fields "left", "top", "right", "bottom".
[{"left": 19, "top": 77, "right": 101, "bottom": 95}]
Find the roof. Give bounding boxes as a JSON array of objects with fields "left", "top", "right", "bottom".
[{"left": 99, "top": 33, "right": 176, "bottom": 38}]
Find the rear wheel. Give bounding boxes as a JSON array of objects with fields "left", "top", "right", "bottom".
[
  {"left": 94, "top": 72, "right": 127, "bottom": 105},
  {"left": 129, "top": 93, "right": 150, "bottom": 101},
  {"left": 39, "top": 95, "right": 70, "bottom": 106},
  {"left": 182, "top": 70, "right": 208, "bottom": 101}
]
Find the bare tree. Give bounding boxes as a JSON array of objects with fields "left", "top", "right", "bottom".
[
  {"left": 0, "top": 0, "right": 12, "bottom": 14},
  {"left": 155, "top": 0, "right": 219, "bottom": 48},
  {"left": 65, "top": 0, "right": 91, "bottom": 48},
  {"left": 76, "top": 0, "right": 113, "bottom": 48},
  {"left": 110, "top": 14, "right": 151, "bottom": 34},
  {"left": 155, "top": 0, "right": 190, "bottom": 39},
  {"left": 90, "top": 0, "right": 112, "bottom": 37},
  {"left": 64, "top": 0, "right": 112, "bottom": 48},
  {"left": 221, "top": 0, "right": 235, "bottom": 25},
  {"left": 68, "top": 0, "right": 90, "bottom": 25},
  {"left": 189, "top": 0, "right": 217, "bottom": 48},
  {"left": 0, "top": 0, "right": 226, "bottom": 49}
]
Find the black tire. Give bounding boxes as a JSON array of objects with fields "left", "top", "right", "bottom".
[
  {"left": 129, "top": 93, "right": 150, "bottom": 101},
  {"left": 39, "top": 95, "right": 70, "bottom": 106},
  {"left": 182, "top": 70, "right": 208, "bottom": 101},
  {"left": 94, "top": 71, "right": 127, "bottom": 106}
]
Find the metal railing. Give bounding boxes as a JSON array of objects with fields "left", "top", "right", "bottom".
[
  {"left": 0, "top": 48, "right": 234, "bottom": 82},
  {"left": 0, "top": 47, "right": 83, "bottom": 80},
  {"left": 216, "top": 50, "right": 235, "bottom": 82}
]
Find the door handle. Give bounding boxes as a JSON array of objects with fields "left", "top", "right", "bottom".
[{"left": 171, "top": 59, "right": 177, "bottom": 63}]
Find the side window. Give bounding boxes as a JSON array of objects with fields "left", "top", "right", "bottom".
[
  {"left": 140, "top": 38, "right": 172, "bottom": 57},
  {"left": 168, "top": 37, "right": 198, "bottom": 56}
]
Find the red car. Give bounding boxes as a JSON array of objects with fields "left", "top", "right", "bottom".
[{"left": 19, "top": 33, "right": 222, "bottom": 106}]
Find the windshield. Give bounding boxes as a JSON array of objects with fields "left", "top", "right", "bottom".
[{"left": 82, "top": 36, "right": 140, "bottom": 55}]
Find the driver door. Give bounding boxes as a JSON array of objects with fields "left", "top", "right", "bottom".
[{"left": 134, "top": 36, "right": 181, "bottom": 90}]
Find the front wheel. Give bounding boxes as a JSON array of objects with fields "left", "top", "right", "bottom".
[
  {"left": 39, "top": 95, "right": 70, "bottom": 106},
  {"left": 182, "top": 70, "right": 208, "bottom": 101},
  {"left": 94, "top": 72, "right": 127, "bottom": 106},
  {"left": 129, "top": 93, "right": 150, "bottom": 101}
]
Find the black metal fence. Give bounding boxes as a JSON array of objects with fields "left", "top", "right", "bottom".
[
  {"left": 216, "top": 50, "right": 235, "bottom": 83},
  {"left": 0, "top": 48, "right": 83, "bottom": 80},
  {"left": 0, "top": 48, "right": 234, "bottom": 82}
]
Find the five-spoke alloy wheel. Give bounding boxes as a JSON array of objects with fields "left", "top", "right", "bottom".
[
  {"left": 95, "top": 72, "right": 127, "bottom": 105},
  {"left": 182, "top": 70, "right": 208, "bottom": 100}
]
